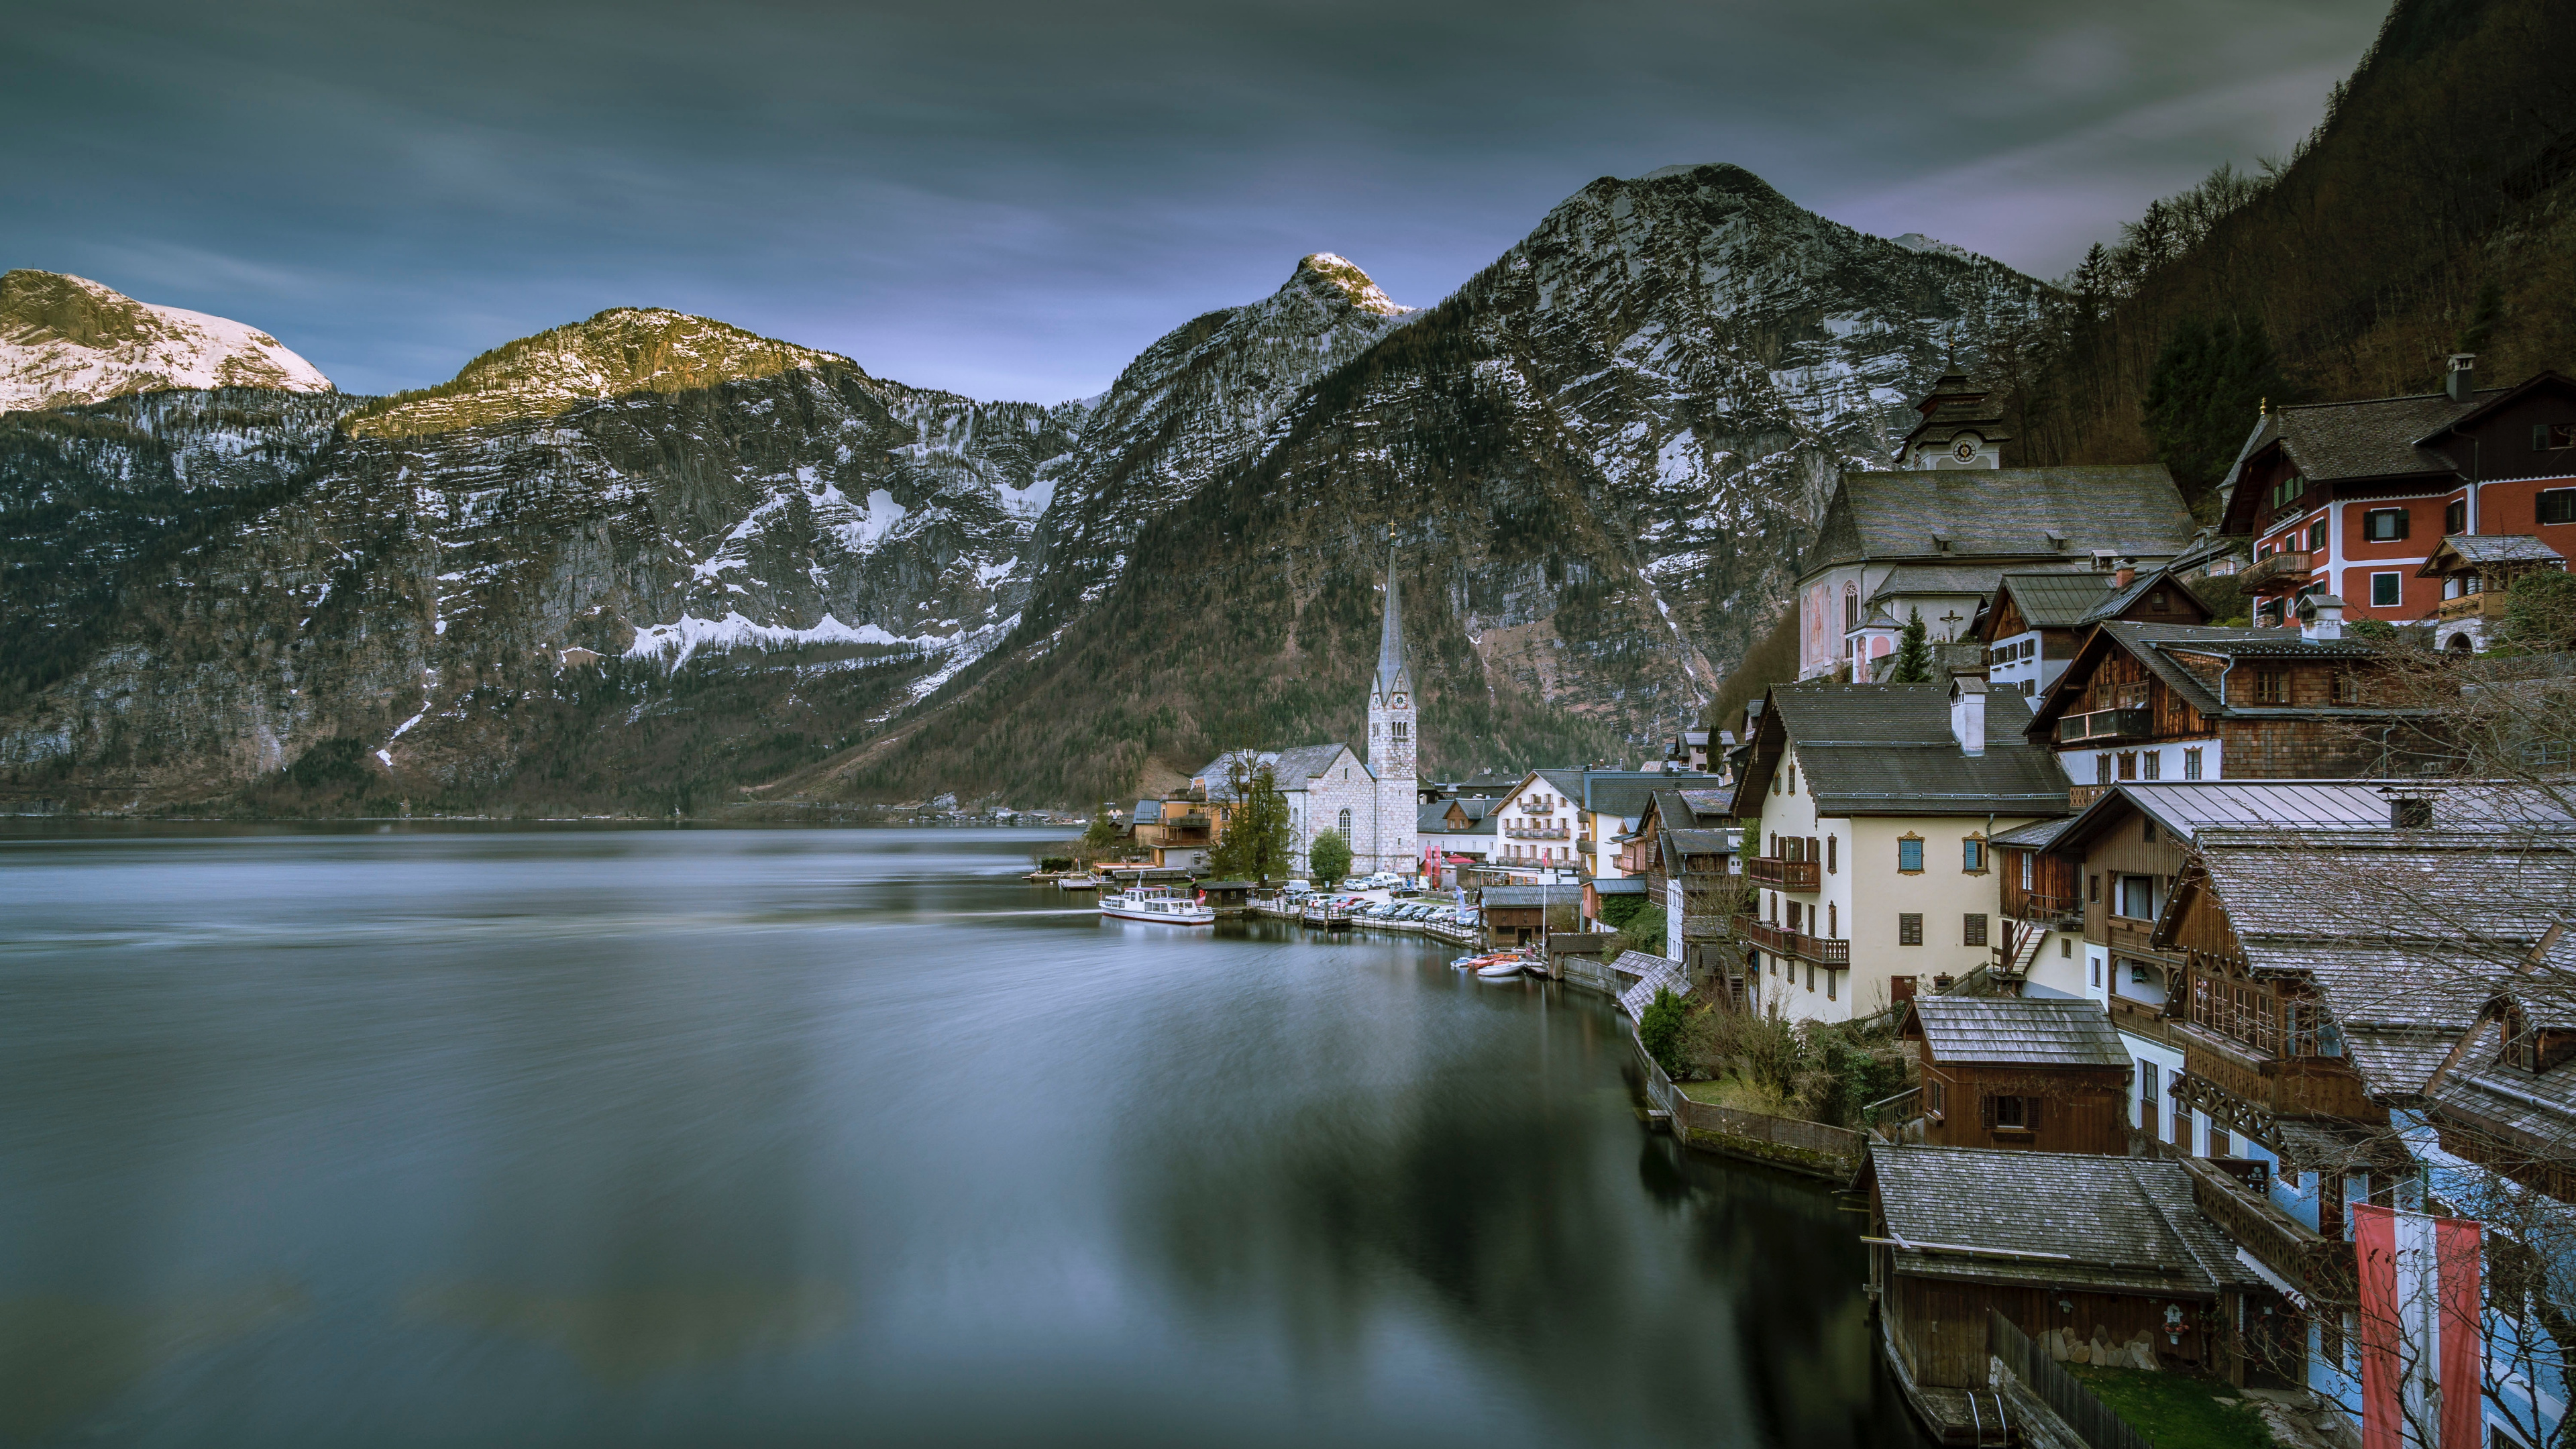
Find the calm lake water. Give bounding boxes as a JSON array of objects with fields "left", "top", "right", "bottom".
[{"left": 0, "top": 826, "right": 1921, "bottom": 1447}]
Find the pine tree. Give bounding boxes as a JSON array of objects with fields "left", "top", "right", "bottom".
[
  {"left": 1889, "top": 608, "right": 1933, "bottom": 684},
  {"left": 2141, "top": 315, "right": 2292, "bottom": 506}
]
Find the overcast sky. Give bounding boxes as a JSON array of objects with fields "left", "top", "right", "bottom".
[{"left": 7, "top": 1, "right": 2388, "bottom": 402}]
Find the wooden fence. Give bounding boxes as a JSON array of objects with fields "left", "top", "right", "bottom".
[
  {"left": 1988, "top": 1311, "right": 2157, "bottom": 1449},
  {"left": 1631, "top": 1030, "right": 1862, "bottom": 1180}
]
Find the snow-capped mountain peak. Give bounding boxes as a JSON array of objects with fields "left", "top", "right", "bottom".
[{"left": 0, "top": 270, "right": 333, "bottom": 413}]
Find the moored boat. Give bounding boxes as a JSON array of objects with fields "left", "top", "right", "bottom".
[
  {"left": 1056, "top": 873, "right": 1099, "bottom": 892},
  {"left": 1099, "top": 885, "right": 1216, "bottom": 926}
]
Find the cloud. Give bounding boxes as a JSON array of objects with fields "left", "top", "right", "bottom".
[{"left": 3, "top": 0, "right": 2392, "bottom": 400}]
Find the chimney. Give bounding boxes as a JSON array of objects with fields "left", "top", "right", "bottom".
[
  {"left": 2114, "top": 557, "right": 2137, "bottom": 590},
  {"left": 1949, "top": 676, "right": 1988, "bottom": 756},
  {"left": 2298, "top": 593, "right": 2346, "bottom": 641},
  {"left": 2387, "top": 794, "right": 2434, "bottom": 828},
  {"left": 2446, "top": 353, "right": 2477, "bottom": 404}
]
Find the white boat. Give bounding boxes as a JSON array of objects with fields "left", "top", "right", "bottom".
[
  {"left": 1100, "top": 885, "right": 1216, "bottom": 926},
  {"left": 1477, "top": 958, "right": 1530, "bottom": 980},
  {"left": 1056, "top": 874, "right": 1099, "bottom": 892}
]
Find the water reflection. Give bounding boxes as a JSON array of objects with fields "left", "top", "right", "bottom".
[{"left": 0, "top": 827, "right": 1919, "bottom": 1446}]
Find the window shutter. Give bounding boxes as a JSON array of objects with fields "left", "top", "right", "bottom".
[
  {"left": 1979, "top": 1092, "right": 1994, "bottom": 1130},
  {"left": 2538, "top": 425, "right": 2552, "bottom": 451}
]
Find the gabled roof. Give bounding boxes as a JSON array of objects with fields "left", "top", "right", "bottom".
[
  {"left": 1868, "top": 563, "right": 2049, "bottom": 603},
  {"left": 1481, "top": 885, "right": 1576, "bottom": 907},
  {"left": 1665, "top": 827, "right": 1737, "bottom": 855},
  {"left": 1580, "top": 771, "right": 1666, "bottom": 819},
  {"left": 2420, "top": 533, "right": 2566, "bottom": 575},
  {"left": 1419, "top": 796, "right": 1496, "bottom": 831},
  {"left": 1988, "top": 570, "right": 2118, "bottom": 630},
  {"left": 2218, "top": 372, "right": 2576, "bottom": 532},
  {"left": 2080, "top": 568, "right": 2209, "bottom": 627},
  {"left": 1733, "top": 682, "right": 2070, "bottom": 818},
  {"left": 1809, "top": 464, "right": 2192, "bottom": 571},
  {"left": 1271, "top": 743, "right": 1363, "bottom": 784},
  {"left": 1863, "top": 1145, "right": 2258, "bottom": 1297},
  {"left": 2026, "top": 623, "right": 2404, "bottom": 737},
  {"left": 2045, "top": 782, "right": 2575, "bottom": 855},
  {"left": 1905, "top": 996, "right": 2129, "bottom": 1067}
]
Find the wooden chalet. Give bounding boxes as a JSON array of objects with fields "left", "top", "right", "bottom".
[
  {"left": 1478, "top": 884, "right": 1578, "bottom": 945},
  {"left": 2025, "top": 619, "right": 2436, "bottom": 794},
  {"left": 1900, "top": 997, "right": 2132, "bottom": 1154},
  {"left": 1861, "top": 1144, "right": 2270, "bottom": 1441},
  {"left": 2415, "top": 533, "right": 2567, "bottom": 652},
  {"left": 2221, "top": 362, "right": 2576, "bottom": 629},
  {"left": 1976, "top": 562, "right": 2212, "bottom": 700}
]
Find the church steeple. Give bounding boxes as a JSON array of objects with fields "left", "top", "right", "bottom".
[{"left": 1374, "top": 545, "right": 1412, "bottom": 700}]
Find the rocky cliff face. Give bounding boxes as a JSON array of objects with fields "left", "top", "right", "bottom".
[
  {"left": 0, "top": 315, "right": 1083, "bottom": 812},
  {"left": 823, "top": 164, "right": 2051, "bottom": 803},
  {"left": 1022, "top": 253, "right": 1414, "bottom": 625},
  {"left": 0, "top": 270, "right": 334, "bottom": 411}
]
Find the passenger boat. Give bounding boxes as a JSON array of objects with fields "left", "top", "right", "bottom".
[
  {"left": 1099, "top": 885, "right": 1216, "bottom": 926},
  {"left": 1056, "top": 873, "right": 1099, "bottom": 892}
]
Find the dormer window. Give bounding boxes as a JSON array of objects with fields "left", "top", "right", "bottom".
[{"left": 1932, "top": 534, "right": 1951, "bottom": 553}]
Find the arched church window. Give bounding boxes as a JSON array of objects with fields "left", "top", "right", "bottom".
[
  {"left": 1843, "top": 584, "right": 1858, "bottom": 632},
  {"left": 1338, "top": 808, "right": 1352, "bottom": 836}
]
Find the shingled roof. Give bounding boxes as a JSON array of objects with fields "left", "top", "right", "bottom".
[
  {"left": 1864, "top": 1145, "right": 2259, "bottom": 1297},
  {"left": 1271, "top": 743, "right": 1363, "bottom": 784},
  {"left": 1809, "top": 464, "right": 2192, "bottom": 570},
  {"left": 2420, "top": 533, "right": 2567, "bottom": 573},
  {"left": 1990, "top": 570, "right": 2118, "bottom": 629},
  {"left": 2027, "top": 623, "right": 2410, "bottom": 738},
  {"left": 1737, "top": 682, "right": 2070, "bottom": 817},
  {"left": 1906, "top": 997, "right": 2130, "bottom": 1067}
]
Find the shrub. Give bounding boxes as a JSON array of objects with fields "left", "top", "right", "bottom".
[{"left": 1637, "top": 989, "right": 1688, "bottom": 1077}]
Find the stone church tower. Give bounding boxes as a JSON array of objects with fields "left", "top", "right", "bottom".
[{"left": 1365, "top": 549, "right": 1418, "bottom": 874}]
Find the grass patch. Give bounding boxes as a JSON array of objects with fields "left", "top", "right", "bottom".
[
  {"left": 2065, "top": 1364, "right": 2278, "bottom": 1449},
  {"left": 1677, "top": 1075, "right": 1794, "bottom": 1115}
]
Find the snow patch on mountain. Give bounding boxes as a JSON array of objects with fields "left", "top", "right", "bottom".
[{"left": 0, "top": 270, "right": 332, "bottom": 413}]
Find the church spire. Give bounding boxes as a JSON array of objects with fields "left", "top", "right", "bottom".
[{"left": 1375, "top": 545, "right": 1411, "bottom": 697}]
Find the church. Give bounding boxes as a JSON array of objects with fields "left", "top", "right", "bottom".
[{"left": 1189, "top": 551, "right": 1419, "bottom": 877}]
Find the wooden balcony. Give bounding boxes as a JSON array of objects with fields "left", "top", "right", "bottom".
[
  {"left": 2436, "top": 590, "right": 2506, "bottom": 623},
  {"left": 1746, "top": 857, "right": 1819, "bottom": 890},
  {"left": 1505, "top": 826, "right": 1570, "bottom": 840},
  {"left": 2056, "top": 706, "right": 2152, "bottom": 743},
  {"left": 1644, "top": 879, "right": 1668, "bottom": 908},
  {"left": 1733, "top": 916, "right": 1849, "bottom": 965},
  {"left": 2106, "top": 992, "right": 2181, "bottom": 1046},
  {"left": 2003, "top": 890, "right": 2082, "bottom": 930},
  {"left": 2178, "top": 1024, "right": 2385, "bottom": 1123},
  {"left": 2241, "top": 549, "right": 2315, "bottom": 592},
  {"left": 2180, "top": 1153, "right": 2352, "bottom": 1300}
]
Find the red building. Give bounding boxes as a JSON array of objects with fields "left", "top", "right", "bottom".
[{"left": 2219, "top": 358, "right": 2576, "bottom": 641}]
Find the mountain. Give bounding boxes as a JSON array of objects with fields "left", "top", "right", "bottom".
[
  {"left": 0, "top": 270, "right": 333, "bottom": 411},
  {"left": 1022, "top": 253, "right": 1415, "bottom": 622},
  {"left": 1, "top": 309, "right": 1083, "bottom": 813},
  {"left": 1, "top": 165, "right": 2048, "bottom": 815},
  {"left": 804, "top": 164, "right": 2049, "bottom": 805}
]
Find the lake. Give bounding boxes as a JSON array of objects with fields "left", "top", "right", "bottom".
[{"left": 0, "top": 825, "right": 1921, "bottom": 1446}]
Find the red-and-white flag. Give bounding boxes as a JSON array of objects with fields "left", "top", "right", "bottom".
[{"left": 2352, "top": 1202, "right": 2483, "bottom": 1449}]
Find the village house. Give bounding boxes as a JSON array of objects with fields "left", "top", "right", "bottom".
[
  {"left": 1729, "top": 678, "right": 2069, "bottom": 1022},
  {"left": 1574, "top": 771, "right": 1666, "bottom": 879},
  {"left": 1487, "top": 769, "right": 1583, "bottom": 878},
  {"left": 2024, "top": 610, "right": 2437, "bottom": 792},
  {"left": 1976, "top": 561, "right": 2212, "bottom": 698},
  {"left": 2416, "top": 533, "right": 2568, "bottom": 653},
  {"left": 2220, "top": 359, "right": 2576, "bottom": 634},
  {"left": 1621, "top": 786, "right": 1739, "bottom": 992},
  {"left": 1416, "top": 794, "right": 1498, "bottom": 888},
  {"left": 1794, "top": 374, "right": 2200, "bottom": 680},
  {"left": 1860, "top": 1143, "right": 2273, "bottom": 1436},
  {"left": 1899, "top": 996, "right": 2133, "bottom": 1155}
]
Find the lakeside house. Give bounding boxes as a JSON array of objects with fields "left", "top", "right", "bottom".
[
  {"left": 1729, "top": 678, "right": 2069, "bottom": 1020},
  {"left": 2218, "top": 359, "right": 2576, "bottom": 636}
]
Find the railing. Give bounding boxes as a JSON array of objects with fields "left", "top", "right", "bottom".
[
  {"left": 2437, "top": 591, "right": 2504, "bottom": 622},
  {"left": 2241, "top": 549, "right": 2315, "bottom": 591},
  {"left": 1989, "top": 1311, "right": 2158, "bottom": 1449},
  {"left": 2004, "top": 890, "right": 2084, "bottom": 929},
  {"left": 1733, "top": 916, "right": 1849, "bottom": 964},
  {"left": 1746, "top": 857, "right": 1820, "bottom": 890},
  {"left": 1166, "top": 814, "right": 1210, "bottom": 829},
  {"left": 2178, "top": 1154, "right": 2349, "bottom": 1301},
  {"left": 1505, "top": 826, "right": 1570, "bottom": 840},
  {"left": 2057, "top": 706, "right": 2152, "bottom": 743}
]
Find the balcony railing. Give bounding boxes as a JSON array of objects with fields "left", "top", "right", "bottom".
[
  {"left": 1167, "top": 814, "right": 1211, "bottom": 830},
  {"left": 2057, "top": 706, "right": 2152, "bottom": 743},
  {"left": 2179, "top": 1153, "right": 2351, "bottom": 1299},
  {"left": 2436, "top": 591, "right": 2504, "bottom": 622},
  {"left": 1746, "top": 857, "right": 1820, "bottom": 890},
  {"left": 1505, "top": 826, "right": 1570, "bottom": 840},
  {"left": 2241, "top": 549, "right": 2314, "bottom": 592},
  {"left": 2004, "top": 890, "right": 2083, "bottom": 929},
  {"left": 1732, "top": 916, "right": 1849, "bottom": 965}
]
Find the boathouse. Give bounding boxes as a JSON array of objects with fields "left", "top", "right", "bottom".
[
  {"left": 1860, "top": 1143, "right": 2269, "bottom": 1434},
  {"left": 1479, "top": 885, "right": 1578, "bottom": 946}
]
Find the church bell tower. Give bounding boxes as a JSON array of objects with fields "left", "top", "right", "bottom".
[{"left": 1366, "top": 547, "right": 1418, "bottom": 873}]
